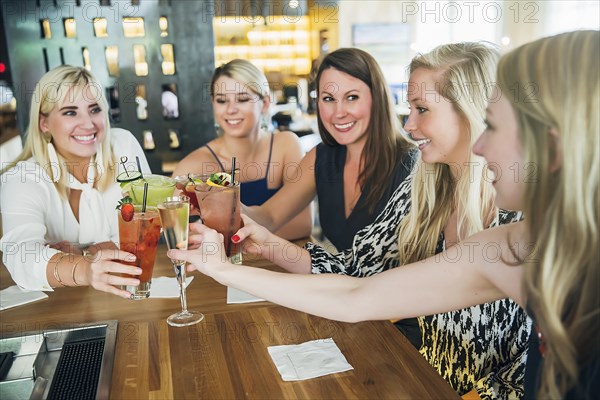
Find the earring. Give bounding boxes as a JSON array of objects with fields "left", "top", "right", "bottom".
[
  {"left": 260, "top": 115, "right": 269, "bottom": 131},
  {"left": 44, "top": 132, "right": 61, "bottom": 182}
]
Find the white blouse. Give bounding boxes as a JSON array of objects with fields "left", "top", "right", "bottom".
[{"left": 1, "top": 128, "right": 151, "bottom": 291}]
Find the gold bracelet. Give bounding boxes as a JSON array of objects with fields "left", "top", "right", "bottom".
[
  {"left": 52, "top": 253, "right": 68, "bottom": 287},
  {"left": 71, "top": 256, "right": 85, "bottom": 286}
]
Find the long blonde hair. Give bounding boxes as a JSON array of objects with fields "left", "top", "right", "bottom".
[
  {"left": 398, "top": 42, "right": 498, "bottom": 263},
  {"left": 1, "top": 65, "right": 116, "bottom": 197},
  {"left": 499, "top": 30, "right": 600, "bottom": 397}
]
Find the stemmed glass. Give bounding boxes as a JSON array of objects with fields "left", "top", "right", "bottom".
[{"left": 157, "top": 195, "right": 204, "bottom": 327}]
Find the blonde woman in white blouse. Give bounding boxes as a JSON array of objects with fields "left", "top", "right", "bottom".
[{"left": 1, "top": 65, "right": 150, "bottom": 298}]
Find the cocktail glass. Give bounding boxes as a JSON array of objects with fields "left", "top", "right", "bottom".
[
  {"left": 158, "top": 195, "right": 204, "bottom": 327},
  {"left": 194, "top": 181, "right": 243, "bottom": 264},
  {"left": 131, "top": 174, "right": 176, "bottom": 207},
  {"left": 173, "top": 174, "right": 207, "bottom": 210},
  {"left": 118, "top": 206, "right": 162, "bottom": 299}
]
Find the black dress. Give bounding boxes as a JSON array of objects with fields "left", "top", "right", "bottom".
[{"left": 314, "top": 143, "right": 414, "bottom": 250}]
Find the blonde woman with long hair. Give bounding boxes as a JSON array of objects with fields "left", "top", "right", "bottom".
[
  {"left": 183, "top": 43, "right": 531, "bottom": 397},
  {"left": 1, "top": 65, "right": 150, "bottom": 298},
  {"left": 173, "top": 30, "right": 599, "bottom": 398}
]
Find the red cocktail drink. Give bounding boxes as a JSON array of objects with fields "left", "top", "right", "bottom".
[
  {"left": 195, "top": 182, "right": 242, "bottom": 264},
  {"left": 118, "top": 206, "right": 162, "bottom": 299}
]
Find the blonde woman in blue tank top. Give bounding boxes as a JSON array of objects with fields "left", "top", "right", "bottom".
[{"left": 172, "top": 59, "right": 312, "bottom": 240}]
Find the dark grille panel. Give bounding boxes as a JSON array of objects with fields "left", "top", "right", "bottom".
[{"left": 47, "top": 338, "right": 105, "bottom": 400}]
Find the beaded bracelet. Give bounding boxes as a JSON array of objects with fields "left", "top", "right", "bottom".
[
  {"left": 52, "top": 252, "right": 68, "bottom": 287},
  {"left": 71, "top": 256, "right": 86, "bottom": 286}
]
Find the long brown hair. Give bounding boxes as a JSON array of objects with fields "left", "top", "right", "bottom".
[{"left": 314, "top": 48, "right": 412, "bottom": 212}]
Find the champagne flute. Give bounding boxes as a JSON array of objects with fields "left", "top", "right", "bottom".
[{"left": 158, "top": 195, "right": 204, "bottom": 327}]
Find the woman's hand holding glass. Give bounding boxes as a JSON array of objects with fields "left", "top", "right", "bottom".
[
  {"left": 169, "top": 222, "right": 233, "bottom": 278},
  {"left": 83, "top": 248, "right": 141, "bottom": 299},
  {"left": 179, "top": 215, "right": 282, "bottom": 272},
  {"left": 228, "top": 214, "right": 273, "bottom": 259}
]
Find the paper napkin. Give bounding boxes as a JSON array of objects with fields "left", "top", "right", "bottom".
[
  {"left": 149, "top": 276, "right": 194, "bottom": 298},
  {"left": 0, "top": 285, "right": 48, "bottom": 311},
  {"left": 226, "top": 287, "right": 265, "bottom": 304},
  {"left": 267, "top": 338, "right": 353, "bottom": 381}
]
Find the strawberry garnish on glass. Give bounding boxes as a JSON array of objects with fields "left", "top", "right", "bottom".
[{"left": 116, "top": 196, "right": 135, "bottom": 222}]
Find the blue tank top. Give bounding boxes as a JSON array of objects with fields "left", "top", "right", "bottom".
[{"left": 204, "top": 133, "right": 281, "bottom": 206}]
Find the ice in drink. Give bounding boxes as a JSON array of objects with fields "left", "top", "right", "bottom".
[{"left": 118, "top": 207, "right": 162, "bottom": 299}]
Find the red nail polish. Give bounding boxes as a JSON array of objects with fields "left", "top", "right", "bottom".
[{"left": 232, "top": 235, "right": 240, "bottom": 243}]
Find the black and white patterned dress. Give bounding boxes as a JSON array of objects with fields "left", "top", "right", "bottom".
[{"left": 306, "top": 174, "right": 532, "bottom": 399}]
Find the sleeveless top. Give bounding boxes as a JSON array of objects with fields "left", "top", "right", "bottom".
[
  {"left": 204, "top": 133, "right": 281, "bottom": 206},
  {"left": 314, "top": 143, "right": 415, "bottom": 250}
]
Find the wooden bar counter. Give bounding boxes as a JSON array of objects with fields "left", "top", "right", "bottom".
[{"left": 1, "top": 244, "right": 459, "bottom": 399}]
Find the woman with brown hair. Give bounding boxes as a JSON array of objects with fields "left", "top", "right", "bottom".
[{"left": 245, "top": 48, "right": 415, "bottom": 250}]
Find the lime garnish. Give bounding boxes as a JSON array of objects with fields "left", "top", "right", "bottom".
[
  {"left": 117, "top": 171, "right": 142, "bottom": 183},
  {"left": 120, "top": 182, "right": 132, "bottom": 192}
]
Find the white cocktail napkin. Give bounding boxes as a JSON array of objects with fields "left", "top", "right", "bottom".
[
  {"left": 149, "top": 276, "right": 194, "bottom": 298},
  {"left": 267, "top": 338, "right": 353, "bottom": 381},
  {"left": 0, "top": 285, "right": 48, "bottom": 311},
  {"left": 226, "top": 287, "right": 265, "bottom": 304}
]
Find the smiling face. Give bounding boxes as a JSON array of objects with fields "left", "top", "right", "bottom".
[
  {"left": 212, "top": 75, "right": 269, "bottom": 138},
  {"left": 317, "top": 68, "right": 372, "bottom": 148},
  {"left": 39, "top": 85, "right": 106, "bottom": 165},
  {"left": 473, "top": 93, "right": 524, "bottom": 210},
  {"left": 404, "top": 68, "right": 470, "bottom": 168}
]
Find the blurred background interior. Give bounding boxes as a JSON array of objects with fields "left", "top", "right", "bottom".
[{"left": 1, "top": 0, "right": 598, "bottom": 171}]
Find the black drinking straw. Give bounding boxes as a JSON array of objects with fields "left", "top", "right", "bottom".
[
  {"left": 226, "top": 157, "right": 238, "bottom": 257},
  {"left": 230, "top": 157, "right": 237, "bottom": 183},
  {"left": 136, "top": 156, "right": 143, "bottom": 178},
  {"left": 141, "top": 182, "right": 149, "bottom": 213}
]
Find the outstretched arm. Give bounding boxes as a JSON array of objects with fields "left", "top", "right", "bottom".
[
  {"left": 269, "top": 131, "right": 314, "bottom": 240},
  {"left": 244, "top": 148, "right": 317, "bottom": 233},
  {"left": 233, "top": 215, "right": 312, "bottom": 274},
  {"left": 172, "top": 222, "right": 527, "bottom": 323}
]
